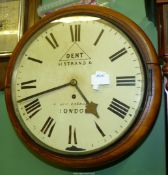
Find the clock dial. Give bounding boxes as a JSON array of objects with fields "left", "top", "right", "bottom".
[
  {"left": 11, "top": 16, "right": 145, "bottom": 155},
  {"left": 5, "top": 5, "right": 161, "bottom": 168}
]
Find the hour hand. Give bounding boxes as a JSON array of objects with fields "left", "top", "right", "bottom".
[
  {"left": 70, "top": 79, "right": 100, "bottom": 118},
  {"left": 85, "top": 102, "right": 100, "bottom": 118}
]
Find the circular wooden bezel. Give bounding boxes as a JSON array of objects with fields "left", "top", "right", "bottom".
[{"left": 5, "top": 5, "right": 162, "bottom": 169}]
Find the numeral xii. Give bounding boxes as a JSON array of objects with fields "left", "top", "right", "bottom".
[{"left": 70, "top": 25, "right": 81, "bottom": 42}]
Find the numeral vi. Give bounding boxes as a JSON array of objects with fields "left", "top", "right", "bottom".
[{"left": 68, "top": 125, "right": 77, "bottom": 145}]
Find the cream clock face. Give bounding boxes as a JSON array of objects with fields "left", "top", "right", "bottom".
[{"left": 11, "top": 16, "right": 146, "bottom": 155}]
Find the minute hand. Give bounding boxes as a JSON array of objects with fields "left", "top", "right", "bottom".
[{"left": 17, "top": 82, "right": 71, "bottom": 103}]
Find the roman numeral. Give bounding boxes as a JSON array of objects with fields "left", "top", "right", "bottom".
[
  {"left": 28, "top": 57, "right": 43, "bottom": 64},
  {"left": 68, "top": 125, "right": 77, "bottom": 145},
  {"left": 109, "top": 48, "right": 127, "bottom": 62},
  {"left": 24, "top": 98, "right": 41, "bottom": 118},
  {"left": 95, "top": 122, "right": 105, "bottom": 137},
  {"left": 70, "top": 25, "right": 81, "bottom": 42},
  {"left": 41, "top": 117, "right": 56, "bottom": 137},
  {"left": 116, "top": 76, "right": 136, "bottom": 86},
  {"left": 45, "top": 33, "right": 59, "bottom": 49},
  {"left": 94, "top": 29, "right": 104, "bottom": 46},
  {"left": 21, "top": 80, "right": 36, "bottom": 89},
  {"left": 108, "top": 98, "right": 130, "bottom": 119}
]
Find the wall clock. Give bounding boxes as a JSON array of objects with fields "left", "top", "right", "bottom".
[{"left": 5, "top": 5, "right": 162, "bottom": 169}]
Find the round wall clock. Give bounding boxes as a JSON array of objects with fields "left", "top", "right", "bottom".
[{"left": 5, "top": 5, "right": 162, "bottom": 169}]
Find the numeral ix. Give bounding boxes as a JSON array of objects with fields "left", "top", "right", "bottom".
[{"left": 21, "top": 80, "right": 36, "bottom": 89}]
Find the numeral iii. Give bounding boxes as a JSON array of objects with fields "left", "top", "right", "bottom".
[
  {"left": 116, "top": 76, "right": 136, "bottom": 86},
  {"left": 21, "top": 80, "right": 36, "bottom": 89}
]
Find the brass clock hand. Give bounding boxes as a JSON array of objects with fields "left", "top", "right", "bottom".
[
  {"left": 85, "top": 102, "right": 100, "bottom": 119},
  {"left": 17, "top": 82, "right": 71, "bottom": 103},
  {"left": 70, "top": 79, "right": 100, "bottom": 118}
]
